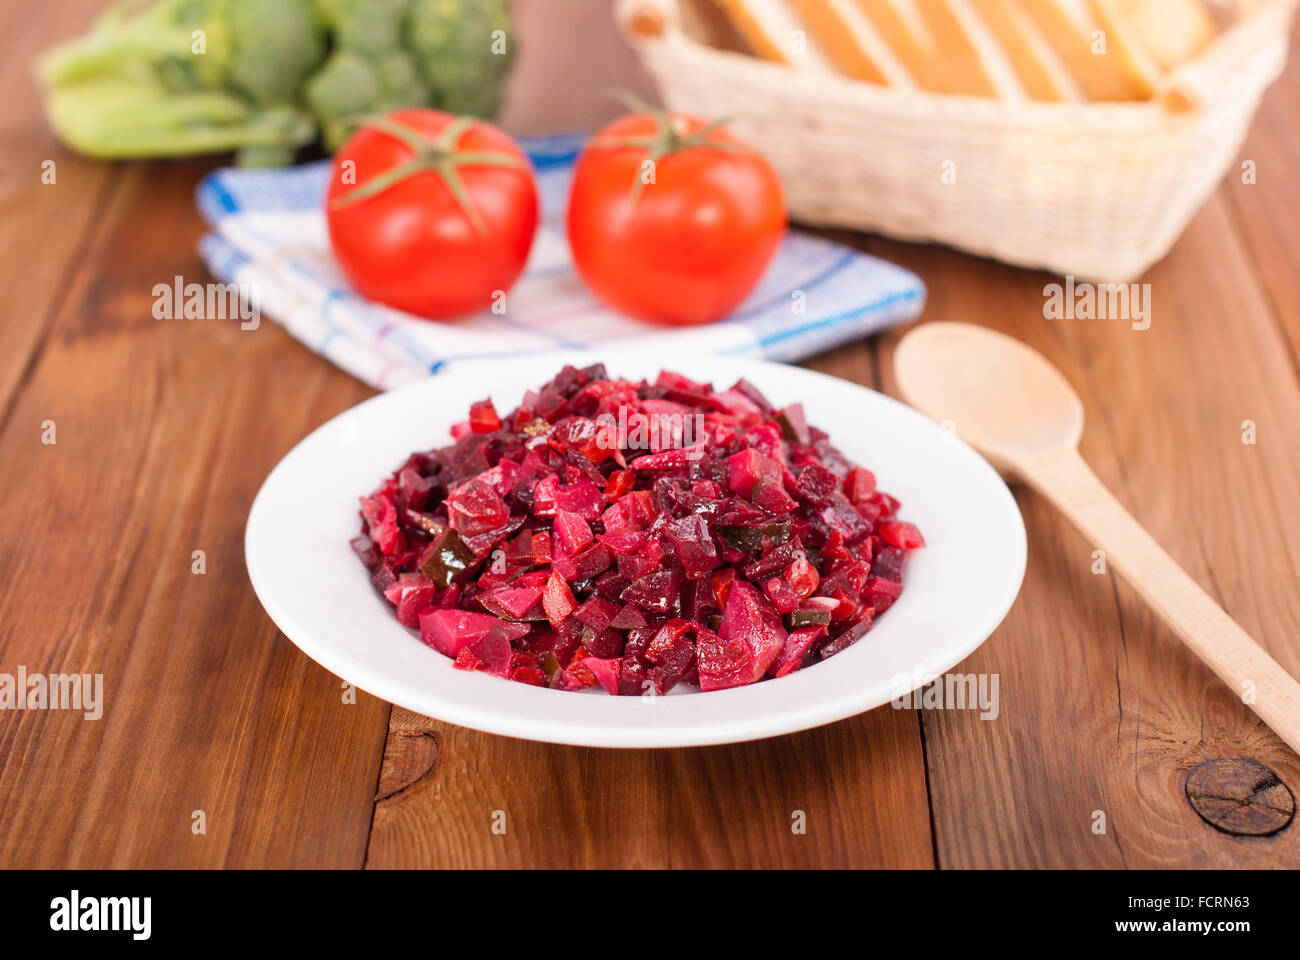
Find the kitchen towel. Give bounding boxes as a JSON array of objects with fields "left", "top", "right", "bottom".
[{"left": 196, "top": 134, "right": 925, "bottom": 391}]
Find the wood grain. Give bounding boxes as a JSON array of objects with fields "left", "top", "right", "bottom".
[
  {"left": 0, "top": 0, "right": 1296, "bottom": 869},
  {"left": 0, "top": 159, "right": 390, "bottom": 868},
  {"left": 0, "top": 0, "right": 122, "bottom": 420}
]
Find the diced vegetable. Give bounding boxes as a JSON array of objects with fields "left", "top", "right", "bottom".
[{"left": 357, "top": 364, "right": 923, "bottom": 693}]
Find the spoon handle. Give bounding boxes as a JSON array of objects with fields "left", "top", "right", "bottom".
[{"left": 1019, "top": 449, "right": 1300, "bottom": 755}]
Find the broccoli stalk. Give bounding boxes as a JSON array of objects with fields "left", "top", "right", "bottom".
[{"left": 44, "top": 77, "right": 315, "bottom": 162}]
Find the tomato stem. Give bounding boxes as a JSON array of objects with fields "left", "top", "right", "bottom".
[
  {"left": 593, "top": 96, "right": 751, "bottom": 205},
  {"left": 329, "top": 113, "right": 529, "bottom": 237}
]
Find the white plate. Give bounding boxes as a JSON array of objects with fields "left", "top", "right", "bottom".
[{"left": 245, "top": 351, "right": 1026, "bottom": 748}]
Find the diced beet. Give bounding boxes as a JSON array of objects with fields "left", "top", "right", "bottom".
[
  {"left": 511, "top": 666, "right": 548, "bottom": 686},
  {"left": 871, "top": 546, "right": 907, "bottom": 584},
  {"left": 448, "top": 476, "right": 508, "bottom": 529},
  {"left": 478, "top": 584, "right": 544, "bottom": 621},
  {"left": 531, "top": 530, "right": 552, "bottom": 565},
  {"left": 620, "top": 569, "right": 681, "bottom": 614},
  {"left": 751, "top": 478, "right": 797, "bottom": 515},
  {"left": 785, "top": 556, "right": 819, "bottom": 599},
  {"left": 608, "top": 604, "right": 647, "bottom": 630},
  {"left": 662, "top": 513, "right": 720, "bottom": 578},
  {"left": 707, "top": 581, "right": 786, "bottom": 688},
  {"left": 618, "top": 655, "right": 648, "bottom": 696},
  {"left": 844, "top": 466, "right": 877, "bottom": 503},
  {"left": 819, "top": 611, "right": 874, "bottom": 659},
  {"left": 583, "top": 656, "right": 622, "bottom": 695},
  {"left": 879, "top": 521, "right": 926, "bottom": 550},
  {"left": 727, "top": 448, "right": 783, "bottom": 499},
  {"left": 468, "top": 398, "right": 501, "bottom": 434},
  {"left": 542, "top": 571, "right": 576, "bottom": 627},
  {"left": 555, "top": 541, "right": 612, "bottom": 582},
  {"left": 453, "top": 647, "right": 482, "bottom": 671},
  {"left": 420, "top": 608, "right": 504, "bottom": 658},
  {"left": 553, "top": 509, "right": 594, "bottom": 558},
  {"left": 356, "top": 364, "right": 920, "bottom": 693},
  {"left": 864, "top": 576, "right": 904, "bottom": 614},
  {"left": 795, "top": 462, "right": 841, "bottom": 505},
  {"left": 594, "top": 570, "right": 631, "bottom": 603},
  {"left": 646, "top": 619, "right": 693, "bottom": 662},
  {"left": 696, "top": 628, "right": 753, "bottom": 691},
  {"left": 470, "top": 625, "right": 515, "bottom": 677},
  {"left": 771, "top": 625, "right": 826, "bottom": 678},
  {"left": 573, "top": 596, "right": 621, "bottom": 633},
  {"left": 762, "top": 576, "right": 801, "bottom": 615},
  {"left": 776, "top": 403, "right": 811, "bottom": 445},
  {"left": 351, "top": 535, "right": 383, "bottom": 573},
  {"left": 601, "top": 528, "right": 646, "bottom": 556},
  {"left": 581, "top": 626, "right": 625, "bottom": 659},
  {"left": 384, "top": 573, "right": 440, "bottom": 627},
  {"left": 627, "top": 445, "right": 706, "bottom": 471},
  {"left": 360, "top": 493, "right": 402, "bottom": 555},
  {"left": 655, "top": 369, "right": 710, "bottom": 392}
]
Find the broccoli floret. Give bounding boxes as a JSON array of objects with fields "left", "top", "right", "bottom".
[
  {"left": 225, "top": 0, "right": 326, "bottom": 106},
  {"left": 305, "top": 49, "right": 430, "bottom": 150},
  {"left": 372, "top": 51, "right": 430, "bottom": 109},
  {"left": 406, "top": 0, "right": 515, "bottom": 118},
  {"left": 303, "top": 51, "right": 380, "bottom": 149},
  {"left": 316, "top": 0, "right": 409, "bottom": 56}
]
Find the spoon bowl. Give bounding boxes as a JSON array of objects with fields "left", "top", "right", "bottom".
[{"left": 895, "top": 321, "right": 1083, "bottom": 473}]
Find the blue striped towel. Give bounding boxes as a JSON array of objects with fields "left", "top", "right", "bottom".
[{"left": 196, "top": 134, "right": 925, "bottom": 390}]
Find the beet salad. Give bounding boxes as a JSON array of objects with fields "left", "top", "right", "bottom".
[{"left": 352, "top": 364, "right": 924, "bottom": 695}]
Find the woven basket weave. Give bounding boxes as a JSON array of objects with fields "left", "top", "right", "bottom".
[{"left": 616, "top": 0, "right": 1296, "bottom": 280}]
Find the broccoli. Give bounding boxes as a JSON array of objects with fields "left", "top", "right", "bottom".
[
  {"left": 406, "top": 0, "right": 515, "bottom": 119},
  {"left": 37, "top": 0, "right": 325, "bottom": 165},
  {"left": 35, "top": 0, "right": 517, "bottom": 166},
  {"left": 305, "top": 49, "right": 429, "bottom": 151},
  {"left": 225, "top": 0, "right": 327, "bottom": 107},
  {"left": 315, "top": 0, "right": 409, "bottom": 56}
]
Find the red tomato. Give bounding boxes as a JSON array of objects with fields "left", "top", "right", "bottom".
[
  {"left": 567, "top": 111, "right": 786, "bottom": 325},
  {"left": 326, "top": 109, "right": 538, "bottom": 320}
]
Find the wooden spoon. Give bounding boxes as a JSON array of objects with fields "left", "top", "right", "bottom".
[{"left": 894, "top": 321, "right": 1300, "bottom": 754}]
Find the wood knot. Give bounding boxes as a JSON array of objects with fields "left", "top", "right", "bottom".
[
  {"left": 1185, "top": 758, "right": 1295, "bottom": 837},
  {"left": 375, "top": 730, "right": 443, "bottom": 804}
]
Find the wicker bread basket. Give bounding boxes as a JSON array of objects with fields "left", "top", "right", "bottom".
[{"left": 616, "top": 0, "right": 1296, "bottom": 280}]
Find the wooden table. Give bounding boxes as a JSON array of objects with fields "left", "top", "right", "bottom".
[{"left": 3, "top": 4, "right": 1299, "bottom": 869}]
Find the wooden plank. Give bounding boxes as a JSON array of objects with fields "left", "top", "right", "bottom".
[
  {"left": 1222, "top": 14, "right": 1300, "bottom": 372},
  {"left": 0, "top": 0, "right": 122, "bottom": 420},
  {"left": 869, "top": 183, "right": 1300, "bottom": 866},
  {"left": 365, "top": 342, "right": 935, "bottom": 869},
  {"left": 367, "top": 711, "right": 672, "bottom": 869},
  {"left": 0, "top": 160, "right": 390, "bottom": 868}
]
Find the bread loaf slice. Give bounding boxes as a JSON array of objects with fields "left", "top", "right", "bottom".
[
  {"left": 789, "top": 0, "right": 917, "bottom": 85},
  {"left": 1013, "top": 0, "right": 1150, "bottom": 99},
  {"left": 1122, "top": 0, "right": 1217, "bottom": 69},
  {"left": 979, "top": 0, "right": 1086, "bottom": 100},
  {"left": 712, "top": 0, "right": 837, "bottom": 69}
]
